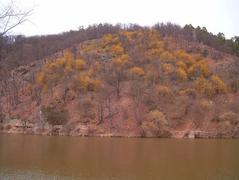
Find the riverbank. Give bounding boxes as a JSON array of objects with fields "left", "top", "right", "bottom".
[{"left": 1, "top": 119, "right": 238, "bottom": 138}]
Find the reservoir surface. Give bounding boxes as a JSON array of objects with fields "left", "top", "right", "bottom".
[{"left": 0, "top": 134, "right": 239, "bottom": 180}]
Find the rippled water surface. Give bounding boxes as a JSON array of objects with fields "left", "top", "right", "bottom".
[{"left": 0, "top": 134, "right": 239, "bottom": 180}]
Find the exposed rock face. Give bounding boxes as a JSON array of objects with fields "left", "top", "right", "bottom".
[
  {"left": 169, "top": 129, "right": 239, "bottom": 139},
  {"left": 1, "top": 119, "right": 238, "bottom": 138},
  {"left": 188, "top": 131, "right": 195, "bottom": 139}
]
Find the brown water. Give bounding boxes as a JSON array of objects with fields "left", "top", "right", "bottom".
[{"left": 0, "top": 134, "right": 239, "bottom": 180}]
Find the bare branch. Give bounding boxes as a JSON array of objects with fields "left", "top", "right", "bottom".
[{"left": 0, "top": 1, "right": 33, "bottom": 37}]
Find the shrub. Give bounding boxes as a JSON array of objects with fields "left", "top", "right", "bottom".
[
  {"left": 129, "top": 66, "right": 145, "bottom": 78},
  {"left": 141, "top": 110, "right": 168, "bottom": 137},
  {"left": 198, "top": 99, "right": 214, "bottom": 111},
  {"left": 156, "top": 85, "right": 172, "bottom": 97},
  {"left": 78, "top": 98, "right": 96, "bottom": 120},
  {"left": 148, "top": 110, "right": 167, "bottom": 128},
  {"left": 217, "top": 112, "right": 239, "bottom": 125},
  {"left": 41, "top": 106, "right": 69, "bottom": 125},
  {"left": 179, "top": 88, "right": 197, "bottom": 98}
]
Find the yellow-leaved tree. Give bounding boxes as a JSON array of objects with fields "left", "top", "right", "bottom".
[
  {"left": 175, "top": 50, "right": 195, "bottom": 66},
  {"left": 111, "top": 44, "right": 124, "bottom": 56},
  {"left": 160, "top": 51, "right": 175, "bottom": 62},
  {"left": 36, "top": 51, "right": 89, "bottom": 93},
  {"left": 176, "top": 67, "right": 188, "bottom": 81},
  {"left": 156, "top": 85, "right": 172, "bottom": 97},
  {"left": 188, "top": 60, "right": 209, "bottom": 78},
  {"left": 129, "top": 66, "right": 145, "bottom": 79},
  {"left": 162, "top": 63, "right": 174, "bottom": 75},
  {"left": 75, "top": 59, "right": 86, "bottom": 71},
  {"left": 210, "top": 75, "right": 227, "bottom": 94}
]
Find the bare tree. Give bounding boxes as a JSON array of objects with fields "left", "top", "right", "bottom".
[
  {"left": 0, "top": 0, "right": 32, "bottom": 37},
  {"left": 0, "top": 1, "right": 32, "bottom": 123},
  {"left": 0, "top": 0, "right": 32, "bottom": 65}
]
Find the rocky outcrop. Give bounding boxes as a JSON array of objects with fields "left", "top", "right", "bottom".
[
  {"left": 1, "top": 119, "right": 238, "bottom": 138},
  {"left": 170, "top": 130, "right": 239, "bottom": 139}
]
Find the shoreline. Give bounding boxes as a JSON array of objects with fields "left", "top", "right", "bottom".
[{"left": 1, "top": 123, "right": 238, "bottom": 139}]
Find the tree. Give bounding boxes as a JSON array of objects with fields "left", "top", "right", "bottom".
[
  {"left": 162, "top": 63, "right": 174, "bottom": 75},
  {"left": 0, "top": 1, "right": 32, "bottom": 37},
  {"left": 41, "top": 105, "right": 69, "bottom": 125},
  {"left": 160, "top": 51, "right": 175, "bottom": 62},
  {"left": 232, "top": 36, "right": 239, "bottom": 55},
  {"left": 201, "top": 27, "right": 208, "bottom": 33},
  {"left": 210, "top": 75, "right": 227, "bottom": 94},
  {"left": 232, "top": 36, "right": 239, "bottom": 44},
  {"left": 148, "top": 110, "right": 167, "bottom": 128},
  {"left": 217, "top": 33, "right": 225, "bottom": 41},
  {"left": 0, "top": 0, "right": 32, "bottom": 63},
  {"left": 77, "top": 98, "right": 96, "bottom": 121},
  {"left": 141, "top": 110, "right": 168, "bottom": 136},
  {"left": 106, "top": 54, "right": 129, "bottom": 98},
  {"left": 194, "top": 77, "right": 214, "bottom": 98},
  {"left": 156, "top": 85, "right": 172, "bottom": 97},
  {"left": 129, "top": 66, "right": 145, "bottom": 78},
  {"left": 188, "top": 60, "right": 209, "bottom": 79},
  {"left": 176, "top": 67, "right": 188, "bottom": 81},
  {"left": 175, "top": 50, "right": 195, "bottom": 66}
]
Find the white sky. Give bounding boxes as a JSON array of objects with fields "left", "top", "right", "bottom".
[{"left": 3, "top": 0, "right": 239, "bottom": 38}]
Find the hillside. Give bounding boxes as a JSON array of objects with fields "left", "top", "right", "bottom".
[{"left": 1, "top": 27, "right": 239, "bottom": 138}]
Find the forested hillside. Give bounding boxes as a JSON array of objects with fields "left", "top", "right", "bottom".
[
  {"left": 1, "top": 24, "right": 239, "bottom": 138},
  {"left": 1, "top": 23, "right": 239, "bottom": 70}
]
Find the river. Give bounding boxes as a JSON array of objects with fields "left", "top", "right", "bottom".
[{"left": 0, "top": 134, "right": 239, "bottom": 180}]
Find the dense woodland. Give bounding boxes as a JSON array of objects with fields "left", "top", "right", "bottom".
[
  {"left": 1, "top": 23, "right": 239, "bottom": 137},
  {"left": 1, "top": 23, "right": 239, "bottom": 70}
]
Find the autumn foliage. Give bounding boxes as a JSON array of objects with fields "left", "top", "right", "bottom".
[
  {"left": 34, "top": 30, "right": 228, "bottom": 114},
  {"left": 36, "top": 51, "right": 101, "bottom": 92},
  {"left": 3, "top": 27, "right": 235, "bottom": 138}
]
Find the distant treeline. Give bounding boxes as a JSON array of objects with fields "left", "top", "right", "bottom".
[
  {"left": 155, "top": 23, "right": 239, "bottom": 55},
  {"left": 0, "top": 23, "right": 239, "bottom": 69}
]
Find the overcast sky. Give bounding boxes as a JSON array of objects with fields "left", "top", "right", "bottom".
[{"left": 3, "top": 0, "right": 239, "bottom": 38}]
